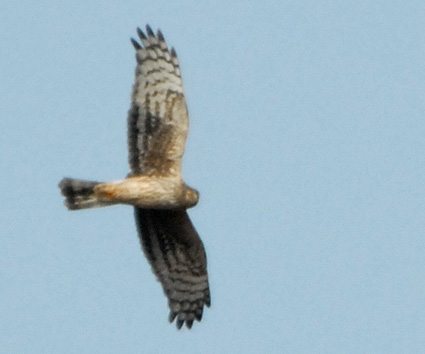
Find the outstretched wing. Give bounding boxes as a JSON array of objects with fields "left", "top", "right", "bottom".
[
  {"left": 128, "top": 25, "right": 189, "bottom": 177},
  {"left": 134, "top": 208, "right": 211, "bottom": 329}
]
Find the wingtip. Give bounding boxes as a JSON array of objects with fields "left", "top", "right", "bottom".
[
  {"left": 169, "top": 311, "right": 177, "bottom": 323},
  {"left": 176, "top": 318, "right": 184, "bottom": 330},
  {"left": 195, "top": 308, "right": 203, "bottom": 321},
  {"left": 185, "top": 319, "right": 194, "bottom": 329},
  {"left": 146, "top": 24, "right": 155, "bottom": 37},
  {"left": 157, "top": 29, "right": 165, "bottom": 42},
  {"left": 137, "top": 27, "right": 147, "bottom": 40},
  {"left": 130, "top": 38, "right": 142, "bottom": 50},
  {"left": 169, "top": 311, "right": 197, "bottom": 330}
]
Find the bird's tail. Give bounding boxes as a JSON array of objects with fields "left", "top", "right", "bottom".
[{"left": 59, "top": 178, "right": 113, "bottom": 210}]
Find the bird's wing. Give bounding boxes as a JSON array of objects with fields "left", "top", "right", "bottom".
[
  {"left": 128, "top": 25, "right": 189, "bottom": 177},
  {"left": 134, "top": 208, "right": 210, "bottom": 329}
]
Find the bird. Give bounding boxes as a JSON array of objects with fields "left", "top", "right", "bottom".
[{"left": 59, "top": 25, "right": 210, "bottom": 329}]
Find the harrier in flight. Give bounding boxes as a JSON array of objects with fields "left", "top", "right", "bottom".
[{"left": 59, "top": 25, "right": 210, "bottom": 329}]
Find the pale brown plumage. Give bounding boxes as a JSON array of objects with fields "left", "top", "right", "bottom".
[{"left": 59, "top": 25, "right": 210, "bottom": 329}]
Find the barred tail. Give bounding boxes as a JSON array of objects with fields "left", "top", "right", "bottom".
[{"left": 59, "top": 178, "right": 110, "bottom": 210}]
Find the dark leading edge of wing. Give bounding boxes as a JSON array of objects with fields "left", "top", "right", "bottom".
[{"left": 134, "top": 208, "right": 211, "bottom": 329}]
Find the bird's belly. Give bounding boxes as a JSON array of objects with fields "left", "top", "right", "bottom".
[{"left": 94, "top": 177, "right": 183, "bottom": 209}]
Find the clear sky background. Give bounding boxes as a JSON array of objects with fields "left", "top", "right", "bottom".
[{"left": 1, "top": 1, "right": 424, "bottom": 353}]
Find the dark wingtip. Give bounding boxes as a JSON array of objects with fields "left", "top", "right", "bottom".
[
  {"left": 176, "top": 318, "right": 184, "bottom": 330},
  {"left": 170, "top": 47, "right": 177, "bottom": 57},
  {"left": 137, "top": 27, "right": 147, "bottom": 40},
  {"left": 169, "top": 311, "right": 177, "bottom": 323},
  {"left": 185, "top": 319, "right": 194, "bottom": 329},
  {"left": 195, "top": 308, "right": 203, "bottom": 321},
  {"left": 146, "top": 24, "right": 154, "bottom": 37},
  {"left": 169, "top": 311, "right": 196, "bottom": 330},
  {"left": 130, "top": 38, "right": 142, "bottom": 50},
  {"left": 157, "top": 29, "right": 165, "bottom": 42}
]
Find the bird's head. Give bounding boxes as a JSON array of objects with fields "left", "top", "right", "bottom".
[{"left": 183, "top": 186, "right": 199, "bottom": 208}]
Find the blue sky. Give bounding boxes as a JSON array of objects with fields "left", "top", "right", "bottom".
[{"left": 1, "top": 1, "right": 425, "bottom": 353}]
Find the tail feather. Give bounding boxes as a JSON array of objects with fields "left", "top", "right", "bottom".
[{"left": 59, "top": 178, "right": 107, "bottom": 210}]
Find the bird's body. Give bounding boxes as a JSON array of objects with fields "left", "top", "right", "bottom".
[
  {"left": 59, "top": 25, "right": 210, "bottom": 329},
  {"left": 60, "top": 176, "right": 198, "bottom": 210}
]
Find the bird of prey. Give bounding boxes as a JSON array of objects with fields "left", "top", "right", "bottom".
[{"left": 59, "top": 25, "right": 210, "bottom": 329}]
